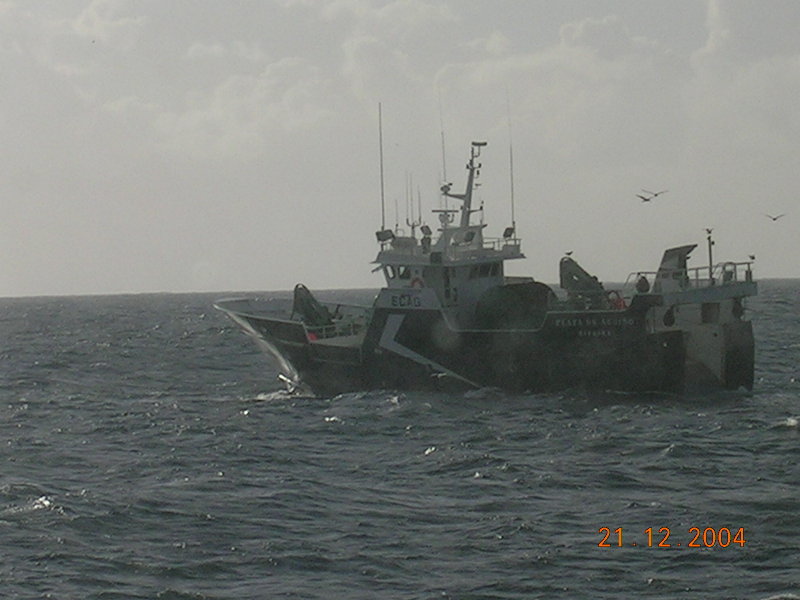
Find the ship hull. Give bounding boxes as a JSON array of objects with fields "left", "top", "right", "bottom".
[
  {"left": 360, "top": 301, "right": 686, "bottom": 393},
  {"left": 217, "top": 294, "right": 694, "bottom": 396}
]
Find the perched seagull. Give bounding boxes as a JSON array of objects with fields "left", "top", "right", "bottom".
[
  {"left": 636, "top": 189, "right": 668, "bottom": 202},
  {"left": 764, "top": 213, "right": 785, "bottom": 221}
]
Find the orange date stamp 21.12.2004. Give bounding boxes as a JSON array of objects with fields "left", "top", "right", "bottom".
[{"left": 598, "top": 527, "right": 746, "bottom": 548}]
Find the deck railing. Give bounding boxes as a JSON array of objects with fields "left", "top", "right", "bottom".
[
  {"left": 482, "top": 237, "right": 522, "bottom": 252},
  {"left": 303, "top": 303, "right": 370, "bottom": 340},
  {"left": 624, "top": 260, "right": 755, "bottom": 296}
]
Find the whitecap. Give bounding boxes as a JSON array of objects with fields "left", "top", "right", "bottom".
[
  {"left": 1, "top": 494, "right": 60, "bottom": 517},
  {"left": 774, "top": 416, "right": 799, "bottom": 429},
  {"left": 32, "top": 495, "right": 52, "bottom": 510},
  {"left": 660, "top": 443, "right": 676, "bottom": 456}
]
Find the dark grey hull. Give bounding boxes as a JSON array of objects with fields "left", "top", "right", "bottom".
[{"left": 228, "top": 301, "right": 704, "bottom": 396}]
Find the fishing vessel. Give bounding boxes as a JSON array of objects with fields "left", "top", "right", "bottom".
[{"left": 215, "top": 141, "right": 756, "bottom": 396}]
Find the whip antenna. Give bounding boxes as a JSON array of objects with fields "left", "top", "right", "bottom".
[
  {"left": 438, "top": 89, "right": 448, "bottom": 211},
  {"left": 506, "top": 89, "right": 516, "bottom": 232},
  {"left": 378, "top": 102, "right": 386, "bottom": 229}
]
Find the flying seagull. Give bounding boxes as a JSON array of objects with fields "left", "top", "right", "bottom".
[
  {"left": 764, "top": 213, "right": 785, "bottom": 221},
  {"left": 637, "top": 189, "right": 668, "bottom": 202}
]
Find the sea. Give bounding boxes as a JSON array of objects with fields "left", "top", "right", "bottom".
[{"left": 0, "top": 280, "right": 798, "bottom": 600}]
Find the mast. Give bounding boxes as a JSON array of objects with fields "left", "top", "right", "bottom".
[
  {"left": 378, "top": 103, "right": 386, "bottom": 230},
  {"left": 460, "top": 144, "right": 478, "bottom": 228},
  {"left": 706, "top": 228, "right": 715, "bottom": 284},
  {"left": 442, "top": 141, "right": 486, "bottom": 228},
  {"left": 506, "top": 90, "right": 516, "bottom": 233},
  {"left": 438, "top": 89, "right": 448, "bottom": 214},
  {"left": 508, "top": 132, "right": 516, "bottom": 230}
]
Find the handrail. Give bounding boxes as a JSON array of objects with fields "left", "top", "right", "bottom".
[
  {"left": 624, "top": 260, "right": 754, "bottom": 296},
  {"left": 483, "top": 236, "right": 522, "bottom": 250},
  {"left": 304, "top": 302, "right": 371, "bottom": 340}
]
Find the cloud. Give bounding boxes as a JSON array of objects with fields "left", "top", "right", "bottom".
[
  {"left": 70, "top": 0, "right": 145, "bottom": 48},
  {"left": 342, "top": 34, "right": 419, "bottom": 102},
  {"left": 333, "top": 0, "right": 458, "bottom": 102},
  {"left": 702, "top": 0, "right": 800, "bottom": 59},
  {"left": 154, "top": 57, "right": 334, "bottom": 161},
  {"left": 434, "top": 14, "right": 686, "bottom": 170},
  {"left": 185, "top": 40, "right": 268, "bottom": 63},
  {"left": 321, "top": 0, "right": 455, "bottom": 29},
  {"left": 687, "top": 1, "right": 800, "bottom": 166},
  {"left": 465, "top": 31, "right": 512, "bottom": 57},
  {"left": 560, "top": 15, "right": 640, "bottom": 59}
]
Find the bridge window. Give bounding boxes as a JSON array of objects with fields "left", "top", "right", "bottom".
[{"left": 384, "top": 265, "right": 412, "bottom": 280}]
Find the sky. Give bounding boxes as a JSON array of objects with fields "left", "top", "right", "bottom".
[{"left": 1, "top": 0, "right": 798, "bottom": 297}]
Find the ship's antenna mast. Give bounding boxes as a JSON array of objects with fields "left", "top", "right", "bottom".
[
  {"left": 506, "top": 88, "right": 516, "bottom": 234},
  {"left": 706, "top": 228, "right": 715, "bottom": 284},
  {"left": 417, "top": 186, "right": 422, "bottom": 227},
  {"left": 442, "top": 141, "right": 485, "bottom": 228},
  {"left": 438, "top": 89, "right": 448, "bottom": 212},
  {"left": 405, "top": 171, "right": 412, "bottom": 234},
  {"left": 406, "top": 175, "right": 423, "bottom": 236},
  {"left": 378, "top": 102, "right": 386, "bottom": 230},
  {"left": 405, "top": 171, "right": 410, "bottom": 225}
]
